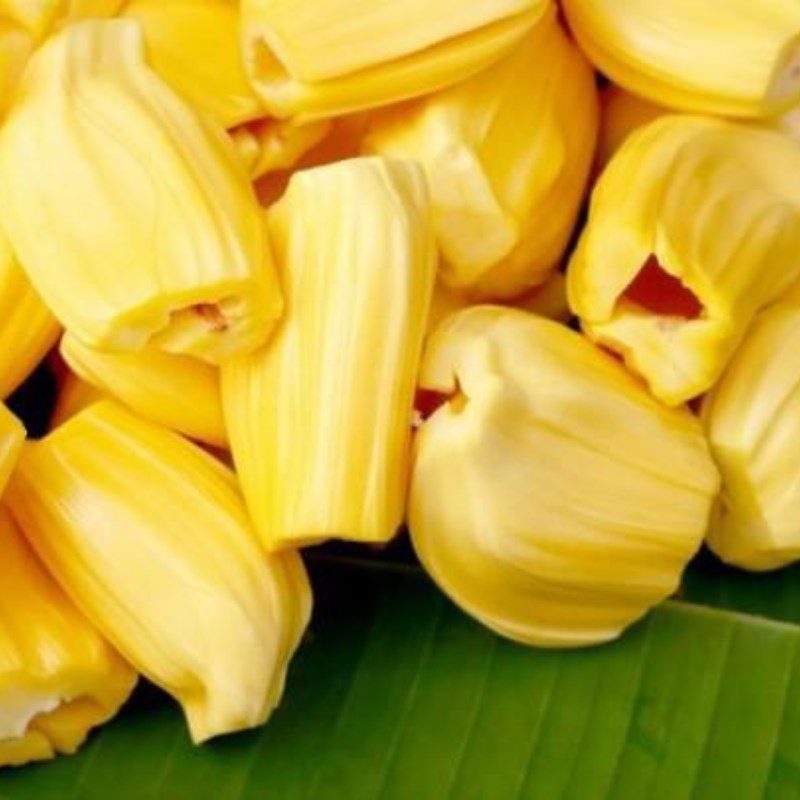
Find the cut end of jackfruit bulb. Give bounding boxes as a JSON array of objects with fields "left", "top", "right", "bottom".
[
  {"left": 568, "top": 114, "right": 800, "bottom": 406},
  {"left": 0, "top": 506, "right": 136, "bottom": 767},
  {"left": 410, "top": 306, "right": 719, "bottom": 648},
  {"left": 5, "top": 400, "right": 311, "bottom": 743},
  {"left": 703, "top": 302, "right": 800, "bottom": 571},
  {"left": 224, "top": 156, "right": 436, "bottom": 551},
  {"left": 562, "top": 0, "right": 800, "bottom": 118},
  {"left": 0, "top": 19, "right": 282, "bottom": 364},
  {"left": 366, "top": 7, "right": 597, "bottom": 299},
  {"left": 241, "top": 0, "right": 549, "bottom": 121}
]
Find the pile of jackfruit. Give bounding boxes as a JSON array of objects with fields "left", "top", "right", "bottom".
[{"left": 0, "top": 0, "right": 798, "bottom": 770}]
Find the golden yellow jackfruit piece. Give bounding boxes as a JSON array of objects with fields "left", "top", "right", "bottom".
[
  {"left": 121, "top": 0, "right": 262, "bottom": 128},
  {"left": 61, "top": 333, "right": 227, "bottom": 448},
  {"left": 702, "top": 302, "right": 800, "bottom": 571},
  {"left": 6, "top": 401, "right": 311, "bottom": 743},
  {"left": 596, "top": 86, "right": 667, "bottom": 169},
  {"left": 49, "top": 373, "right": 104, "bottom": 429},
  {"left": 366, "top": 8, "right": 598, "bottom": 299},
  {"left": 231, "top": 118, "right": 331, "bottom": 180},
  {"left": 0, "top": 506, "right": 136, "bottom": 767},
  {"left": 241, "top": 0, "right": 549, "bottom": 121},
  {"left": 0, "top": 228, "right": 60, "bottom": 401},
  {"left": 0, "top": 402, "right": 24, "bottom": 493},
  {"left": 511, "top": 272, "right": 571, "bottom": 323},
  {"left": 562, "top": 0, "right": 800, "bottom": 119},
  {"left": 0, "top": 20, "right": 281, "bottom": 364},
  {"left": 0, "top": 18, "right": 32, "bottom": 113},
  {"left": 251, "top": 113, "right": 370, "bottom": 206},
  {"left": 0, "top": 1, "right": 122, "bottom": 40},
  {"left": 568, "top": 115, "right": 800, "bottom": 407},
  {"left": 223, "top": 157, "right": 436, "bottom": 551},
  {"left": 410, "top": 306, "right": 719, "bottom": 647}
]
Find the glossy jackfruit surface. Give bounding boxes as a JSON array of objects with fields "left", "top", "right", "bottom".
[
  {"left": 5, "top": 401, "right": 312, "bottom": 743},
  {"left": 0, "top": 20, "right": 281, "bottom": 364},
  {"left": 410, "top": 307, "right": 719, "bottom": 647},
  {"left": 0, "top": 507, "right": 136, "bottom": 767},
  {"left": 366, "top": 9, "right": 598, "bottom": 299},
  {"left": 703, "top": 303, "right": 800, "bottom": 571},
  {"left": 122, "top": 0, "right": 263, "bottom": 128},
  {"left": 241, "top": 0, "right": 549, "bottom": 121},
  {"left": 568, "top": 115, "right": 800, "bottom": 406},
  {"left": 224, "top": 157, "right": 436, "bottom": 551},
  {"left": 0, "top": 0, "right": 123, "bottom": 41},
  {"left": 61, "top": 333, "right": 227, "bottom": 448},
  {"left": 0, "top": 402, "right": 24, "bottom": 494},
  {"left": 562, "top": 0, "right": 800, "bottom": 118},
  {"left": 49, "top": 373, "right": 104, "bottom": 429},
  {"left": 0, "top": 227, "right": 60, "bottom": 401}
]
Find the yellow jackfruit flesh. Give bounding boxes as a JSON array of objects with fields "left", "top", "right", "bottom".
[
  {"left": 410, "top": 306, "right": 719, "bottom": 647},
  {"left": 241, "top": 0, "right": 550, "bottom": 121},
  {"left": 0, "top": 18, "right": 32, "bottom": 113},
  {"left": 562, "top": 0, "right": 800, "bottom": 118},
  {"left": 0, "top": 402, "right": 24, "bottom": 493},
  {"left": 0, "top": 1, "right": 123, "bottom": 41},
  {"left": 703, "top": 302, "right": 800, "bottom": 571},
  {"left": 121, "top": 0, "right": 263, "bottom": 129},
  {"left": 61, "top": 333, "right": 227, "bottom": 448},
  {"left": 5, "top": 401, "right": 312, "bottom": 743},
  {"left": 366, "top": 8, "right": 598, "bottom": 299},
  {"left": 0, "top": 507, "right": 136, "bottom": 767},
  {"left": 223, "top": 157, "right": 436, "bottom": 551},
  {"left": 596, "top": 85, "right": 667, "bottom": 169},
  {"left": 0, "top": 227, "right": 60, "bottom": 400},
  {"left": 568, "top": 115, "right": 800, "bottom": 406},
  {"left": 511, "top": 272, "right": 571, "bottom": 322},
  {"left": 231, "top": 118, "right": 331, "bottom": 180},
  {"left": 49, "top": 373, "right": 104, "bottom": 429},
  {"left": 0, "top": 20, "right": 281, "bottom": 364}
]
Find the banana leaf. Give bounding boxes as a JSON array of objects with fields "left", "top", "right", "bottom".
[{"left": 1, "top": 557, "right": 800, "bottom": 800}]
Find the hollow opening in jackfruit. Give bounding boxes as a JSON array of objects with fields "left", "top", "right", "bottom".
[
  {"left": 619, "top": 255, "right": 703, "bottom": 319},
  {"left": 415, "top": 383, "right": 468, "bottom": 421},
  {"left": 192, "top": 303, "right": 229, "bottom": 332}
]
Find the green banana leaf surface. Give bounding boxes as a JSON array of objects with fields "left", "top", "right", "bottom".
[{"left": 1, "top": 554, "right": 800, "bottom": 800}]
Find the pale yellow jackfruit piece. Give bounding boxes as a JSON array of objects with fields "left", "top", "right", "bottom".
[
  {"left": 0, "top": 20, "right": 281, "bottom": 364},
  {"left": 596, "top": 85, "right": 667, "bottom": 169},
  {"left": 702, "top": 302, "right": 800, "bottom": 571},
  {"left": 562, "top": 0, "right": 800, "bottom": 119},
  {"left": 231, "top": 118, "right": 331, "bottom": 180},
  {"left": 5, "top": 401, "right": 311, "bottom": 743},
  {"left": 61, "top": 332, "right": 227, "bottom": 448},
  {"left": 241, "top": 0, "right": 549, "bottom": 121},
  {"left": 0, "top": 0, "right": 123, "bottom": 40},
  {"left": 49, "top": 373, "right": 104, "bottom": 429},
  {"left": 122, "top": 0, "right": 262, "bottom": 128},
  {"left": 568, "top": 115, "right": 800, "bottom": 406},
  {"left": 0, "top": 506, "right": 136, "bottom": 767},
  {"left": 366, "top": 8, "right": 598, "bottom": 299},
  {"left": 0, "top": 227, "right": 60, "bottom": 400},
  {"left": 410, "top": 306, "right": 719, "bottom": 647},
  {"left": 223, "top": 157, "right": 436, "bottom": 551}
]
